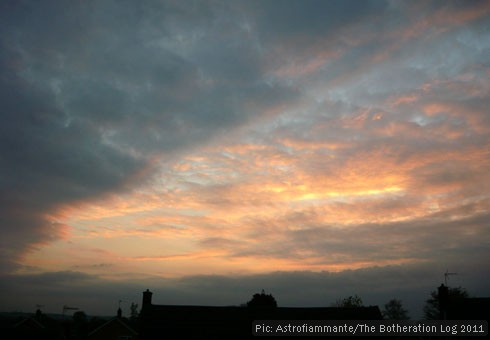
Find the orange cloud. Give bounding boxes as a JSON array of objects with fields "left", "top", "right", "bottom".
[
  {"left": 370, "top": 1, "right": 490, "bottom": 64},
  {"left": 272, "top": 47, "right": 344, "bottom": 79},
  {"left": 387, "top": 94, "right": 418, "bottom": 108}
]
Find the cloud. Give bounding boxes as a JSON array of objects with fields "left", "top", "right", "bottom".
[
  {"left": 244, "top": 0, "right": 385, "bottom": 47},
  {"left": 1, "top": 262, "right": 489, "bottom": 318},
  {"left": 1, "top": 1, "right": 489, "bottom": 318},
  {"left": 0, "top": 0, "right": 298, "bottom": 270}
]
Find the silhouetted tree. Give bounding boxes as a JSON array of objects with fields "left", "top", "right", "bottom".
[
  {"left": 247, "top": 290, "right": 278, "bottom": 308},
  {"left": 333, "top": 294, "right": 363, "bottom": 308},
  {"left": 423, "top": 286, "right": 468, "bottom": 319},
  {"left": 382, "top": 299, "right": 409, "bottom": 319},
  {"left": 73, "top": 310, "right": 87, "bottom": 324},
  {"left": 130, "top": 302, "right": 139, "bottom": 320}
]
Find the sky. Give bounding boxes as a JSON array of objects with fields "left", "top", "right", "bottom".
[{"left": 1, "top": 0, "right": 490, "bottom": 318}]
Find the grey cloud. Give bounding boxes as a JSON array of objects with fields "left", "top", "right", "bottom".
[
  {"left": 304, "top": 1, "right": 490, "bottom": 104},
  {"left": 0, "top": 46, "right": 141, "bottom": 266},
  {"left": 11, "top": 270, "right": 96, "bottom": 286},
  {"left": 0, "top": 0, "right": 299, "bottom": 270},
  {"left": 244, "top": 0, "right": 386, "bottom": 47},
  {"left": 0, "top": 270, "right": 144, "bottom": 315},
  {"left": 199, "top": 237, "right": 246, "bottom": 250},
  {"left": 412, "top": 160, "right": 489, "bottom": 192}
]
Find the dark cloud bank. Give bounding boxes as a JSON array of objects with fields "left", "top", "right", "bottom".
[{"left": 1, "top": 260, "right": 489, "bottom": 318}]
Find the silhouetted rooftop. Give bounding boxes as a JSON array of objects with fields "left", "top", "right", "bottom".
[{"left": 140, "top": 301, "right": 382, "bottom": 339}]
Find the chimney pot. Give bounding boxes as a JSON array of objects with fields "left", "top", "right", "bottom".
[{"left": 142, "top": 289, "right": 153, "bottom": 308}]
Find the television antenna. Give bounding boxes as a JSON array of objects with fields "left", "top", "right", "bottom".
[
  {"left": 444, "top": 269, "right": 457, "bottom": 285},
  {"left": 119, "top": 299, "right": 129, "bottom": 308},
  {"left": 62, "top": 305, "right": 79, "bottom": 318}
]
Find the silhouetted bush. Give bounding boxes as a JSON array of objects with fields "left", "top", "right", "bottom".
[{"left": 246, "top": 290, "right": 278, "bottom": 308}]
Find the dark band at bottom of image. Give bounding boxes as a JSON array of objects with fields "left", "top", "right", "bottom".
[{"left": 253, "top": 320, "right": 488, "bottom": 336}]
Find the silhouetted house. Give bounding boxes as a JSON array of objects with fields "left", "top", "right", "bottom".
[
  {"left": 448, "top": 298, "right": 490, "bottom": 321},
  {"left": 139, "top": 289, "right": 382, "bottom": 339},
  {"left": 88, "top": 308, "right": 139, "bottom": 340},
  {"left": 13, "top": 316, "right": 45, "bottom": 331},
  {"left": 0, "top": 314, "right": 58, "bottom": 340},
  {"left": 438, "top": 284, "right": 490, "bottom": 322}
]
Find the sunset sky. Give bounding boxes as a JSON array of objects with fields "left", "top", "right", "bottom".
[{"left": 1, "top": 0, "right": 489, "bottom": 317}]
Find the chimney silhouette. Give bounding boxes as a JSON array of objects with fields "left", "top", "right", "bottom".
[{"left": 142, "top": 289, "right": 153, "bottom": 309}]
